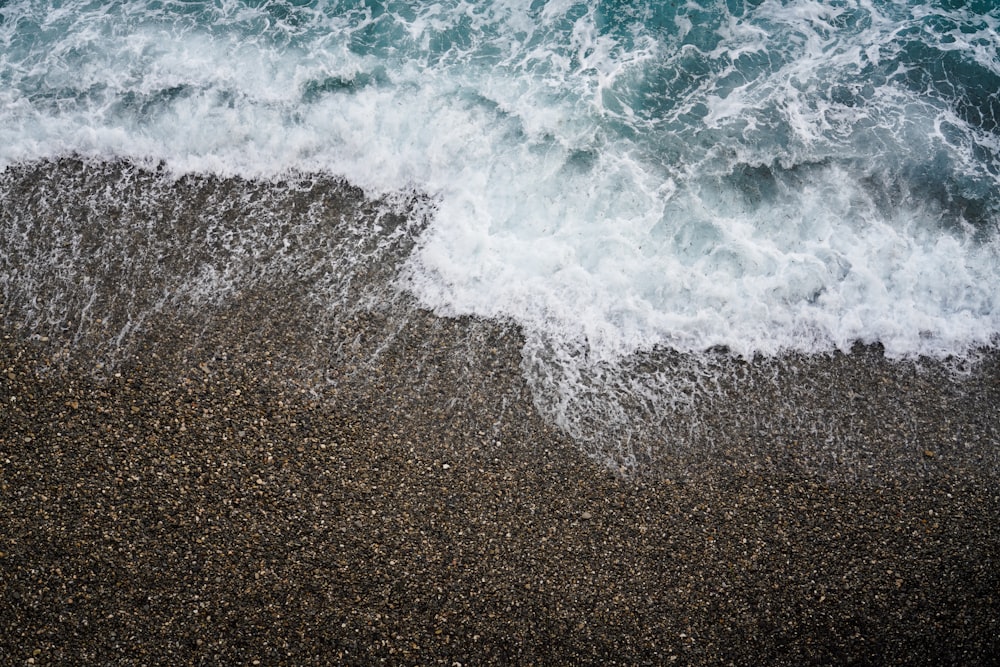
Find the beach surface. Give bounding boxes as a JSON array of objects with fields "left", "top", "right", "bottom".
[{"left": 2, "top": 160, "right": 999, "bottom": 665}]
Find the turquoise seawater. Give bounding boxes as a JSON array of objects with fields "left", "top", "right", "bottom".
[{"left": 1, "top": 0, "right": 998, "bottom": 363}]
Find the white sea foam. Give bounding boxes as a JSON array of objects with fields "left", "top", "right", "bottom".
[{"left": 0, "top": 0, "right": 997, "bottom": 373}]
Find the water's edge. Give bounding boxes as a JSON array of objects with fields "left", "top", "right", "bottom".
[{"left": 3, "top": 157, "right": 998, "bottom": 479}]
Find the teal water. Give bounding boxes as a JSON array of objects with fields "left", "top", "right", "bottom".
[{"left": 1, "top": 0, "right": 998, "bottom": 358}]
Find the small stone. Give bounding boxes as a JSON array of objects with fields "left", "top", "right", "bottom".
[
  {"left": 580, "top": 511, "right": 593, "bottom": 520},
  {"left": 923, "top": 450, "right": 935, "bottom": 458}
]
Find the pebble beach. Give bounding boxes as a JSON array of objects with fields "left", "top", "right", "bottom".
[{"left": 2, "top": 160, "right": 1000, "bottom": 665}]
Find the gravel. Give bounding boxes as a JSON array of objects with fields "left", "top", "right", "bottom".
[
  {"left": 2, "top": 315, "right": 998, "bottom": 666},
  {"left": 1, "top": 159, "right": 998, "bottom": 665}
]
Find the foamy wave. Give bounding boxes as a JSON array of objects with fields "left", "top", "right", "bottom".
[{"left": 0, "top": 0, "right": 997, "bottom": 363}]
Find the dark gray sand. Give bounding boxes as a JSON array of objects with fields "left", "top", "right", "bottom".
[
  {"left": 2, "top": 160, "right": 1000, "bottom": 665},
  {"left": 3, "top": 314, "right": 999, "bottom": 666}
]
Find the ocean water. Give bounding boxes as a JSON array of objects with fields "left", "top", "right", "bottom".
[{"left": 2, "top": 0, "right": 999, "bottom": 467}]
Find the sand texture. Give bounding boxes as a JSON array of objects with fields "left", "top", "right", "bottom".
[{"left": 2, "top": 159, "right": 999, "bottom": 665}]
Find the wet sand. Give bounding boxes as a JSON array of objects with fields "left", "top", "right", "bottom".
[
  {"left": 2, "top": 309, "right": 999, "bottom": 666},
  {"left": 2, "top": 159, "right": 999, "bottom": 664}
]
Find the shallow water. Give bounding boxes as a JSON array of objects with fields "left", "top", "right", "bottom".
[{"left": 2, "top": 159, "right": 997, "bottom": 475}]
